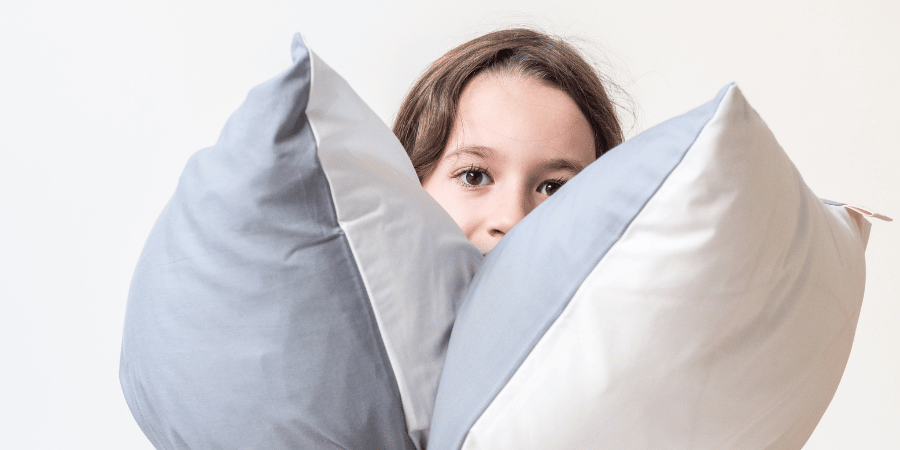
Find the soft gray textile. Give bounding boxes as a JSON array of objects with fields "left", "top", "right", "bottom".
[{"left": 120, "top": 38, "right": 414, "bottom": 450}]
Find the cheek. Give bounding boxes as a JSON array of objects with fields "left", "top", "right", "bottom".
[
  {"left": 422, "top": 178, "right": 478, "bottom": 238},
  {"left": 446, "top": 207, "right": 479, "bottom": 240}
]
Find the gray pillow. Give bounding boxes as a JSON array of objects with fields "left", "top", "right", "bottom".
[{"left": 120, "top": 34, "right": 480, "bottom": 450}]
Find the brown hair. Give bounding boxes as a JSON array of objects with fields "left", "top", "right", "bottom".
[{"left": 393, "top": 28, "right": 625, "bottom": 182}]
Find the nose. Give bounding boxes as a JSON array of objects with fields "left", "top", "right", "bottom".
[{"left": 486, "top": 185, "right": 535, "bottom": 239}]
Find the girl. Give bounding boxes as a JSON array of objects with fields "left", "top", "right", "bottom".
[{"left": 393, "top": 28, "right": 625, "bottom": 254}]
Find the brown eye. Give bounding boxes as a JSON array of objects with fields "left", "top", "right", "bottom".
[
  {"left": 459, "top": 170, "right": 491, "bottom": 186},
  {"left": 538, "top": 180, "right": 566, "bottom": 196}
]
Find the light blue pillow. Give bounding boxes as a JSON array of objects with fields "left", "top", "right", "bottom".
[
  {"left": 428, "top": 84, "right": 877, "bottom": 450},
  {"left": 120, "top": 35, "right": 480, "bottom": 450}
]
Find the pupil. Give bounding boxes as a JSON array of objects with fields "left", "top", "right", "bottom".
[
  {"left": 546, "top": 183, "right": 559, "bottom": 195},
  {"left": 466, "top": 172, "right": 482, "bottom": 185}
]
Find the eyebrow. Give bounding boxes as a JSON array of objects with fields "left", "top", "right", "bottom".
[
  {"left": 541, "top": 158, "right": 586, "bottom": 173},
  {"left": 442, "top": 145, "right": 498, "bottom": 162},
  {"left": 443, "top": 145, "right": 587, "bottom": 173}
]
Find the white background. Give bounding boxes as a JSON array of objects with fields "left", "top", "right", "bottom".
[{"left": 1, "top": 0, "right": 896, "bottom": 448}]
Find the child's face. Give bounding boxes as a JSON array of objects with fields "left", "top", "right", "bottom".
[{"left": 422, "top": 72, "right": 596, "bottom": 255}]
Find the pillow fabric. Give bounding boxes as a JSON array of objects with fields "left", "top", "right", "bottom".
[
  {"left": 427, "top": 84, "right": 874, "bottom": 450},
  {"left": 120, "top": 34, "right": 480, "bottom": 450}
]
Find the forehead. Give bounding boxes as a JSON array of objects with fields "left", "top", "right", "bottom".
[{"left": 451, "top": 72, "right": 595, "bottom": 165}]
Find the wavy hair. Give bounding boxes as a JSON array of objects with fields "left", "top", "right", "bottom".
[{"left": 393, "top": 28, "right": 625, "bottom": 181}]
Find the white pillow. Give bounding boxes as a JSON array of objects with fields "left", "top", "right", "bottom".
[
  {"left": 428, "top": 84, "right": 877, "bottom": 450},
  {"left": 120, "top": 34, "right": 480, "bottom": 449}
]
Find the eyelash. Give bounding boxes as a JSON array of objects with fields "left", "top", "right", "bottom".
[
  {"left": 540, "top": 178, "right": 568, "bottom": 189},
  {"left": 452, "top": 166, "right": 569, "bottom": 195}
]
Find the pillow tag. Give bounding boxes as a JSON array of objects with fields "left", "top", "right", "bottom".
[
  {"left": 821, "top": 198, "right": 892, "bottom": 221},
  {"left": 843, "top": 204, "right": 892, "bottom": 221}
]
